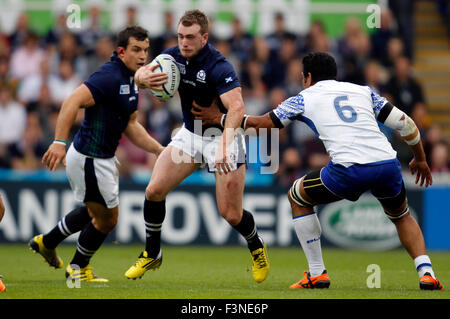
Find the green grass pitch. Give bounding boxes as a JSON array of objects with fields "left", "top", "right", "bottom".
[{"left": 0, "top": 244, "right": 448, "bottom": 299}]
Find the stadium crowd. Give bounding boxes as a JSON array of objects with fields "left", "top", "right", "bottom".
[{"left": 0, "top": 3, "right": 448, "bottom": 187}]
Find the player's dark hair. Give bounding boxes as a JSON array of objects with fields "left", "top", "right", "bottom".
[
  {"left": 116, "top": 26, "right": 149, "bottom": 49},
  {"left": 302, "top": 52, "right": 337, "bottom": 83},
  {"left": 179, "top": 9, "right": 209, "bottom": 34}
]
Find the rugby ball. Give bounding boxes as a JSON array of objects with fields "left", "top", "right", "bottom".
[{"left": 148, "top": 54, "right": 180, "bottom": 102}]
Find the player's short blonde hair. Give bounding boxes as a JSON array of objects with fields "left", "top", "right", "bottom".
[{"left": 179, "top": 9, "right": 209, "bottom": 34}]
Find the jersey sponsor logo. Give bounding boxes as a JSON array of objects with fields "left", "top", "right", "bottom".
[
  {"left": 120, "top": 84, "right": 130, "bottom": 95},
  {"left": 182, "top": 79, "right": 196, "bottom": 87},
  {"left": 319, "top": 194, "right": 407, "bottom": 250},
  {"left": 196, "top": 70, "right": 206, "bottom": 83},
  {"left": 129, "top": 96, "right": 136, "bottom": 101}
]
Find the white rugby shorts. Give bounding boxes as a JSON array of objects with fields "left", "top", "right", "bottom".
[
  {"left": 65, "top": 144, "right": 119, "bottom": 209},
  {"left": 168, "top": 125, "right": 246, "bottom": 172}
]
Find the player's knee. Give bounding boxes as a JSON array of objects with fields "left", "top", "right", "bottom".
[
  {"left": 93, "top": 214, "right": 117, "bottom": 233},
  {"left": 145, "top": 184, "right": 167, "bottom": 202},
  {"left": 385, "top": 206, "right": 410, "bottom": 223},
  {"left": 219, "top": 207, "right": 242, "bottom": 226}
]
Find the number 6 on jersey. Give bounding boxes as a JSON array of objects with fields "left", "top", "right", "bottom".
[{"left": 334, "top": 95, "right": 357, "bottom": 123}]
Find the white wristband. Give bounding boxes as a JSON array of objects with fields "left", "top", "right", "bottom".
[{"left": 53, "top": 140, "right": 67, "bottom": 146}]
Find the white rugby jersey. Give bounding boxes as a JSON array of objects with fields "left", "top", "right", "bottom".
[{"left": 273, "top": 80, "right": 397, "bottom": 167}]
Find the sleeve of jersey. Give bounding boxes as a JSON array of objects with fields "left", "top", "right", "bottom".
[
  {"left": 211, "top": 61, "right": 241, "bottom": 96},
  {"left": 370, "top": 89, "right": 388, "bottom": 118},
  {"left": 84, "top": 71, "right": 117, "bottom": 105},
  {"left": 271, "top": 94, "right": 306, "bottom": 128}
]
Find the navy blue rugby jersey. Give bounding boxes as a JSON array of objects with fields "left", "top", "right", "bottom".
[
  {"left": 73, "top": 52, "right": 139, "bottom": 158},
  {"left": 163, "top": 42, "right": 240, "bottom": 134}
]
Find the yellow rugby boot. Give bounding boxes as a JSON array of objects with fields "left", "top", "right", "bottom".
[
  {"left": 29, "top": 234, "right": 63, "bottom": 269},
  {"left": 125, "top": 251, "right": 162, "bottom": 279},
  {"left": 250, "top": 242, "right": 269, "bottom": 283},
  {"left": 65, "top": 264, "right": 109, "bottom": 283}
]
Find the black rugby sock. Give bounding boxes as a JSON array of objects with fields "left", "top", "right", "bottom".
[
  {"left": 233, "top": 210, "right": 263, "bottom": 251},
  {"left": 43, "top": 206, "right": 91, "bottom": 249},
  {"left": 144, "top": 199, "right": 166, "bottom": 258},
  {"left": 70, "top": 222, "right": 107, "bottom": 268}
]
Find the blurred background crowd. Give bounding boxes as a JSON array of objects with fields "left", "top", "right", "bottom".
[{"left": 0, "top": 0, "right": 449, "bottom": 187}]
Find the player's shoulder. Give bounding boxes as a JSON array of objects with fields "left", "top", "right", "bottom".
[
  {"left": 85, "top": 61, "right": 122, "bottom": 90},
  {"left": 205, "top": 43, "right": 230, "bottom": 68}
]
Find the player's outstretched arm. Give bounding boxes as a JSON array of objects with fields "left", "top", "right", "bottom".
[
  {"left": 191, "top": 100, "right": 276, "bottom": 131},
  {"left": 124, "top": 111, "right": 164, "bottom": 156},
  {"left": 377, "top": 102, "right": 432, "bottom": 187},
  {"left": 42, "top": 84, "right": 95, "bottom": 171}
]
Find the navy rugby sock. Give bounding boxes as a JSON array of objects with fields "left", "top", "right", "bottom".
[
  {"left": 144, "top": 199, "right": 166, "bottom": 258},
  {"left": 43, "top": 206, "right": 91, "bottom": 249},
  {"left": 233, "top": 210, "right": 263, "bottom": 251},
  {"left": 70, "top": 222, "right": 107, "bottom": 268}
]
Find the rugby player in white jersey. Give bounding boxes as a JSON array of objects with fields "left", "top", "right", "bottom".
[{"left": 193, "top": 52, "right": 443, "bottom": 290}]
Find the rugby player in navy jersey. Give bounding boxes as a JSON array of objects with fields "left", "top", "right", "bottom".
[
  {"left": 126, "top": 10, "right": 269, "bottom": 283},
  {"left": 29, "top": 26, "right": 165, "bottom": 282}
]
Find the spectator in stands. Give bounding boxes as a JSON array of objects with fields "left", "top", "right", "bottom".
[
  {"left": 215, "top": 39, "right": 240, "bottom": 75},
  {"left": 274, "top": 147, "right": 305, "bottom": 187},
  {"left": 0, "top": 83, "right": 26, "bottom": 146},
  {"left": 45, "top": 12, "right": 73, "bottom": 46},
  {"left": 429, "top": 141, "right": 449, "bottom": 173},
  {"left": 382, "top": 36, "right": 405, "bottom": 69},
  {"left": 383, "top": 55, "right": 425, "bottom": 116},
  {"left": 411, "top": 102, "right": 431, "bottom": 134},
  {"left": 389, "top": 0, "right": 414, "bottom": 59},
  {"left": 0, "top": 32, "right": 11, "bottom": 57},
  {"left": 49, "top": 59, "right": 81, "bottom": 105},
  {"left": 10, "top": 31, "right": 45, "bottom": 81},
  {"left": 125, "top": 5, "right": 138, "bottom": 27},
  {"left": 17, "top": 57, "right": 53, "bottom": 104},
  {"left": 49, "top": 32, "right": 88, "bottom": 80},
  {"left": 266, "top": 12, "right": 297, "bottom": 52},
  {"left": 306, "top": 20, "right": 339, "bottom": 55},
  {"left": 9, "top": 112, "right": 46, "bottom": 170},
  {"left": 78, "top": 2, "right": 110, "bottom": 56},
  {"left": 364, "top": 59, "right": 386, "bottom": 93},
  {"left": 86, "top": 36, "right": 114, "bottom": 75},
  {"left": 228, "top": 17, "right": 254, "bottom": 64},
  {"left": 370, "top": 9, "right": 396, "bottom": 63},
  {"left": 423, "top": 123, "right": 444, "bottom": 165},
  {"left": 284, "top": 58, "right": 303, "bottom": 97},
  {"left": 337, "top": 17, "right": 371, "bottom": 84},
  {"left": 9, "top": 12, "right": 31, "bottom": 51},
  {"left": 25, "top": 83, "right": 59, "bottom": 145},
  {"left": 151, "top": 11, "right": 177, "bottom": 59},
  {"left": 0, "top": 56, "right": 18, "bottom": 94}
]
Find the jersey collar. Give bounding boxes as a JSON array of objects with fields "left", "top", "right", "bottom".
[
  {"left": 189, "top": 42, "right": 210, "bottom": 64},
  {"left": 110, "top": 51, "right": 134, "bottom": 77}
]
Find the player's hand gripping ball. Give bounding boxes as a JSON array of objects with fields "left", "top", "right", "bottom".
[{"left": 136, "top": 54, "right": 180, "bottom": 102}]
